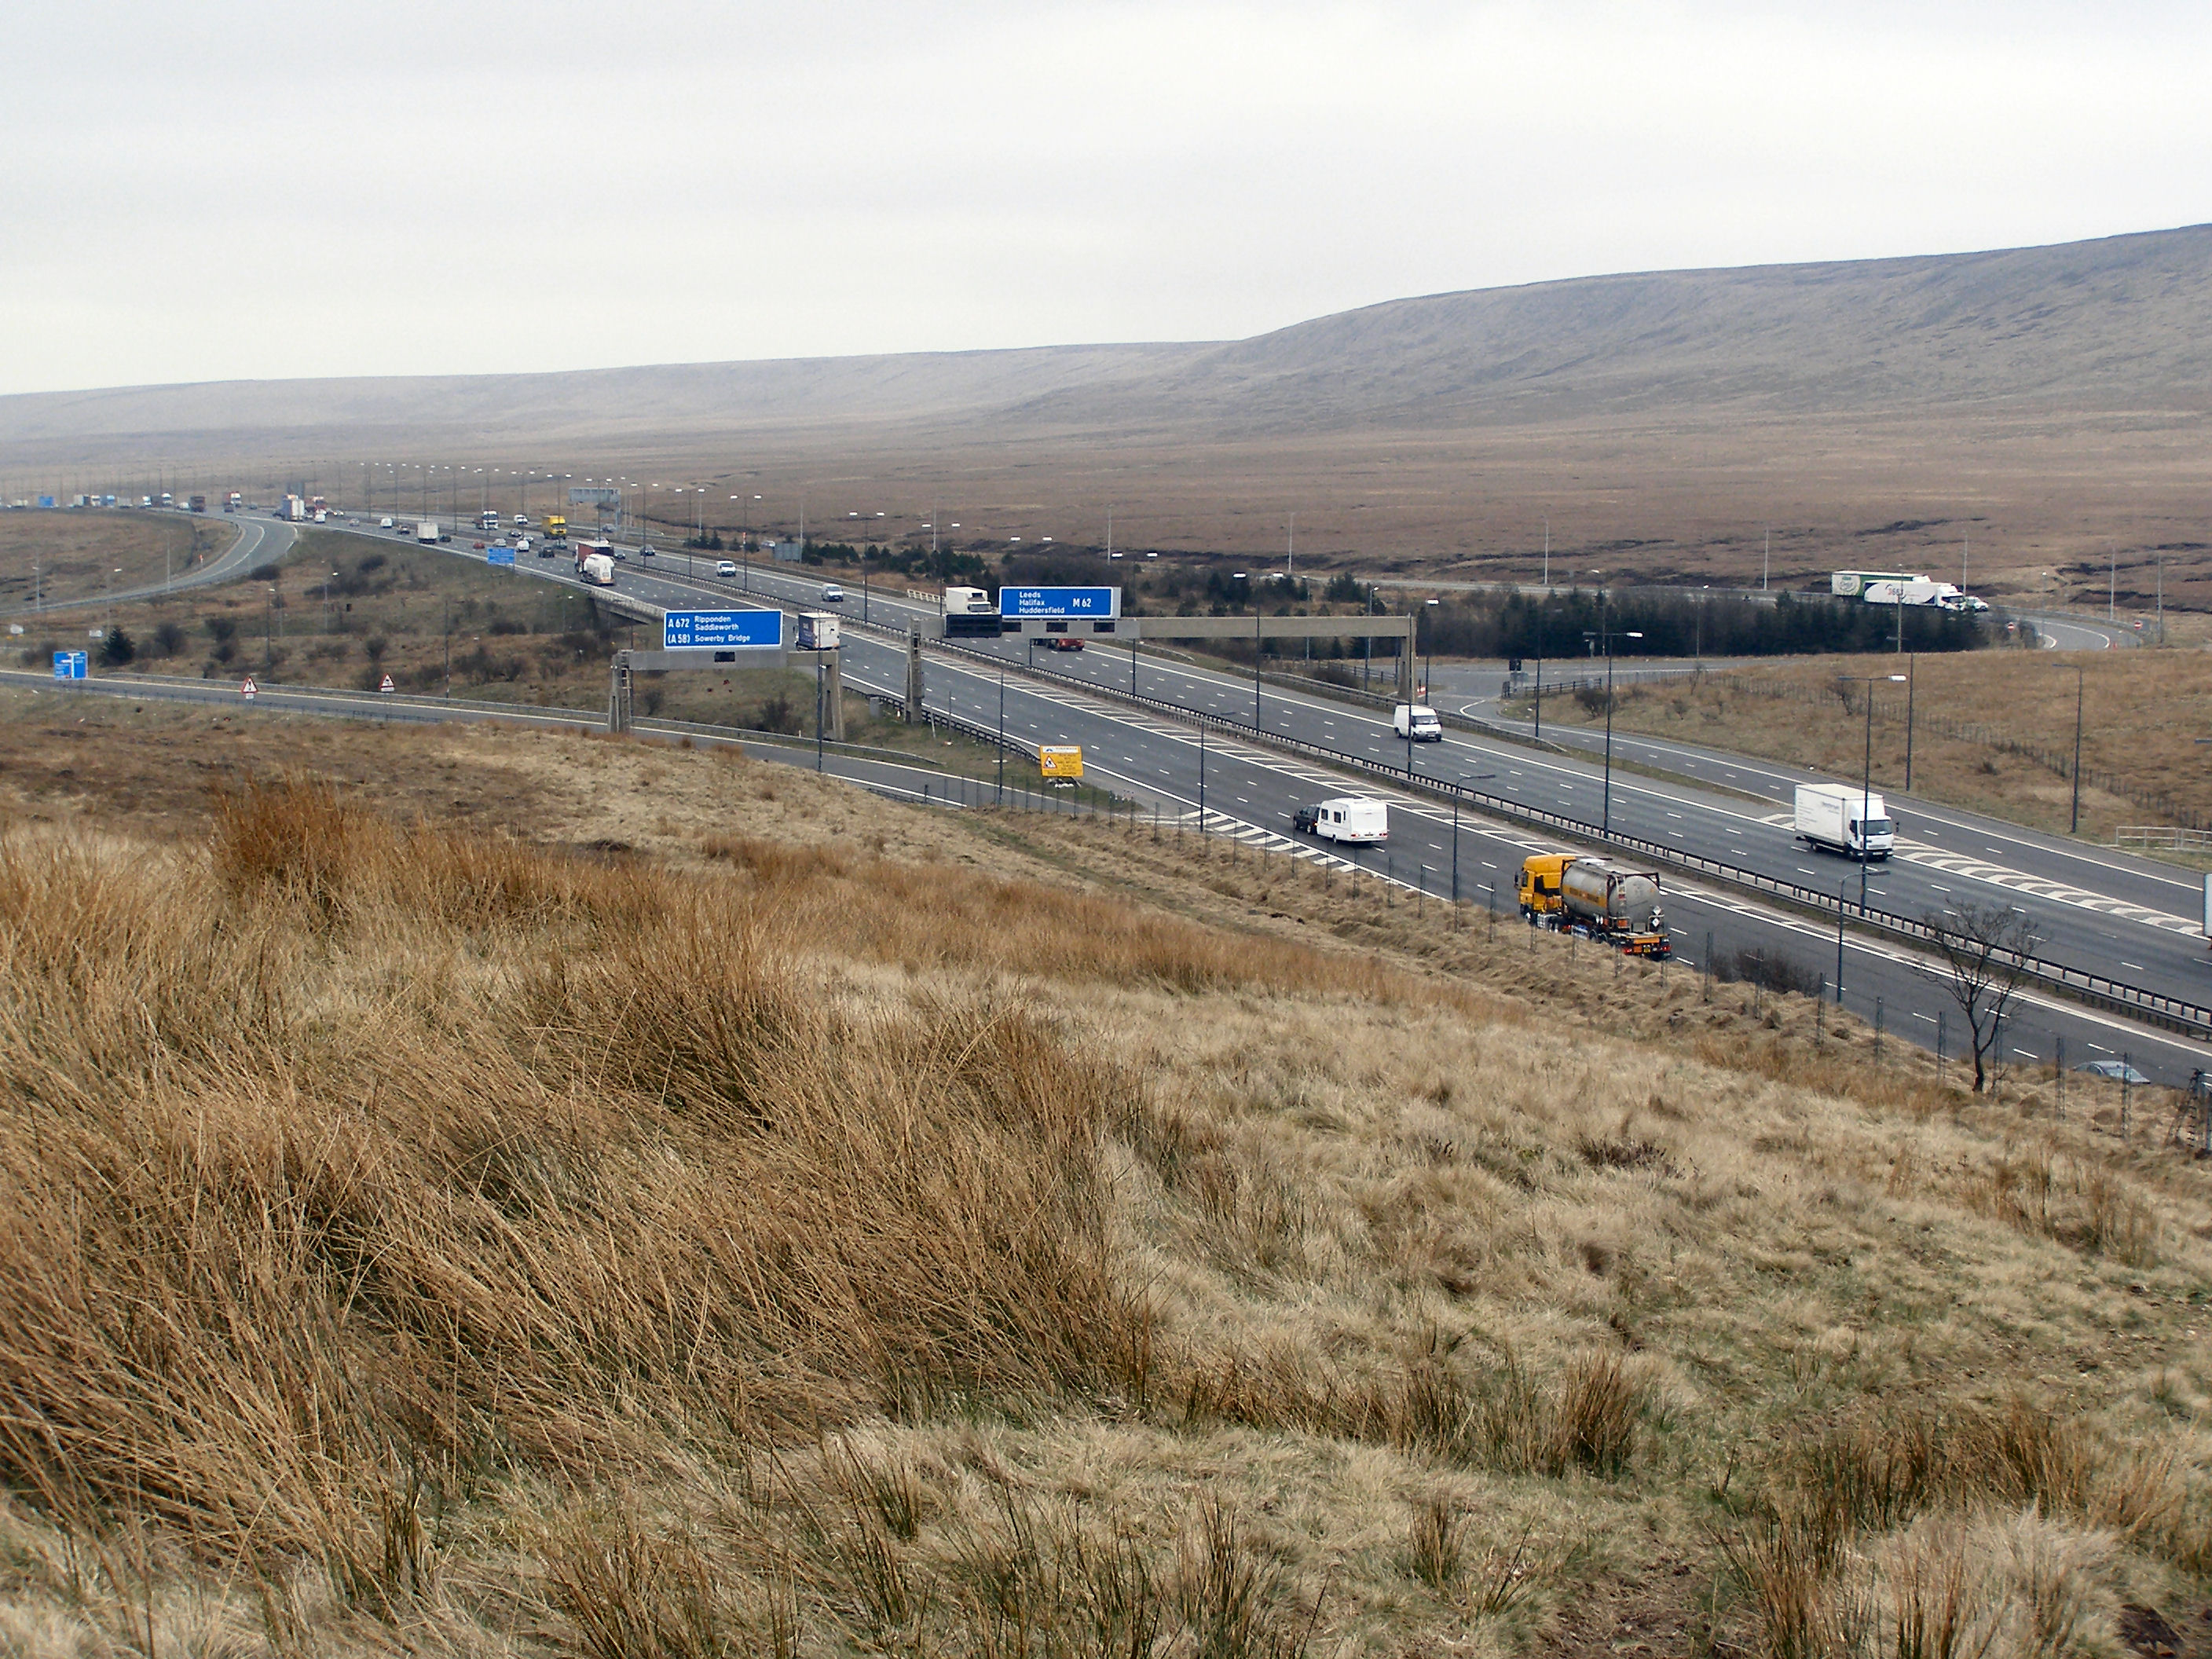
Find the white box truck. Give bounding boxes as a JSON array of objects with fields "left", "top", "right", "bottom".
[
  {"left": 580, "top": 552, "right": 616, "bottom": 587},
  {"left": 416, "top": 520, "right": 440, "bottom": 544},
  {"left": 797, "top": 611, "right": 840, "bottom": 650},
  {"left": 1292, "top": 797, "right": 1389, "bottom": 844},
  {"left": 1392, "top": 702, "right": 1442, "bottom": 742},
  {"left": 1796, "top": 782, "right": 1895, "bottom": 860}
]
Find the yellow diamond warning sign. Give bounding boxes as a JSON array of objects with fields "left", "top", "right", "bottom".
[{"left": 1039, "top": 745, "right": 1083, "bottom": 781}]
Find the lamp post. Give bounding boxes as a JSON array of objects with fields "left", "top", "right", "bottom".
[
  {"left": 996, "top": 656, "right": 1007, "bottom": 804},
  {"left": 1904, "top": 654, "right": 1917, "bottom": 791},
  {"left": 1590, "top": 571, "right": 1642, "bottom": 836},
  {"left": 2070, "top": 664, "right": 2085, "bottom": 834},
  {"left": 1836, "top": 877, "right": 1849, "bottom": 1004},
  {"left": 1364, "top": 582, "right": 1375, "bottom": 690},
  {"left": 1838, "top": 672, "right": 1910, "bottom": 909},
  {"left": 1531, "top": 587, "right": 1544, "bottom": 741}
]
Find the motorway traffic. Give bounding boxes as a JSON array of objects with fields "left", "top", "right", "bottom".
[
  {"left": 408, "top": 528, "right": 2210, "bottom": 1086},
  {"left": 15, "top": 511, "right": 2208, "bottom": 1086}
]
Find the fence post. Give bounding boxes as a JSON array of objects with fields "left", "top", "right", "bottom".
[
  {"left": 2122, "top": 1056, "right": 2132, "bottom": 1141},
  {"left": 1874, "top": 998, "right": 1883, "bottom": 1061},
  {"left": 2055, "top": 1035, "right": 2065, "bottom": 1119},
  {"left": 1936, "top": 1011, "right": 1946, "bottom": 1074}
]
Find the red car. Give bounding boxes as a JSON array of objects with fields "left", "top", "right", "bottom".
[{"left": 1042, "top": 637, "right": 1085, "bottom": 651}]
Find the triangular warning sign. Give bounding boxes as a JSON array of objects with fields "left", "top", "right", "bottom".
[
  {"left": 379, "top": 673, "right": 396, "bottom": 694},
  {"left": 240, "top": 676, "right": 258, "bottom": 698}
]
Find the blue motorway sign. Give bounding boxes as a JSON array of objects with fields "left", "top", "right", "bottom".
[
  {"left": 486, "top": 547, "right": 516, "bottom": 566},
  {"left": 662, "top": 609, "right": 784, "bottom": 650},
  {"left": 998, "top": 585, "right": 1120, "bottom": 619},
  {"left": 36, "top": 496, "right": 55, "bottom": 510},
  {"left": 53, "top": 651, "right": 86, "bottom": 680}
]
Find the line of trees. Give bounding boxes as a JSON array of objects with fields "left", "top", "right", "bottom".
[{"left": 1416, "top": 588, "right": 1991, "bottom": 660}]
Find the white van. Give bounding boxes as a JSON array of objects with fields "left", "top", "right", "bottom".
[
  {"left": 1392, "top": 703, "right": 1443, "bottom": 742},
  {"left": 1293, "top": 798, "right": 1388, "bottom": 844}
]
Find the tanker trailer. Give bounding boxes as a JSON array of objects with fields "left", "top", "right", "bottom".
[{"left": 1520, "top": 853, "right": 1671, "bottom": 957}]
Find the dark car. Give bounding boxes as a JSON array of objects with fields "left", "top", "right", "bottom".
[{"left": 1291, "top": 806, "right": 1320, "bottom": 834}]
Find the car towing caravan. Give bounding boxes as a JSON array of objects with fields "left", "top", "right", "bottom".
[{"left": 1292, "top": 798, "right": 1388, "bottom": 844}]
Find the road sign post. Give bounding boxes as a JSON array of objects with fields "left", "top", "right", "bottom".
[
  {"left": 52, "top": 650, "right": 86, "bottom": 680},
  {"left": 1040, "top": 745, "right": 1083, "bottom": 782},
  {"left": 240, "top": 676, "right": 258, "bottom": 700}
]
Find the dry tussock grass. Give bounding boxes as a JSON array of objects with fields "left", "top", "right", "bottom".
[
  {"left": 1545, "top": 648, "right": 2212, "bottom": 837},
  {"left": 5, "top": 759, "right": 2212, "bottom": 1657}
]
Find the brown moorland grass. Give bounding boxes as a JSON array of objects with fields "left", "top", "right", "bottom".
[
  {"left": 0, "top": 509, "right": 236, "bottom": 611},
  {"left": 3, "top": 736, "right": 2212, "bottom": 1656},
  {"left": 1525, "top": 646, "right": 2212, "bottom": 840}
]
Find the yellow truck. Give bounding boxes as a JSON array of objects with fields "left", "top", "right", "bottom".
[
  {"left": 544, "top": 515, "right": 569, "bottom": 544},
  {"left": 1518, "top": 853, "right": 1671, "bottom": 958}
]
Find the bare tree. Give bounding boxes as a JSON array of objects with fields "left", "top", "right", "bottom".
[{"left": 1920, "top": 899, "right": 2040, "bottom": 1092}]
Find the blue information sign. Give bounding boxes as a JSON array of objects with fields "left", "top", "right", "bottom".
[
  {"left": 487, "top": 547, "right": 516, "bottom": 566},
  {"left": 36, "top": 496, "right": 55, "bottom": 510},
  {"left": 998, "top": 585, "right": 1120, "bottom": 619},
  {"left": 53, "top": 651, "right": 86, "bottom": 680},
  {"left": 662, "top": 610, "right": 784, "bottom": 650}
]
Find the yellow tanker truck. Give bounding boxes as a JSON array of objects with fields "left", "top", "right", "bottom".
[{"left": 1518, "top": 853, "right": 1672, "bottom": 958}]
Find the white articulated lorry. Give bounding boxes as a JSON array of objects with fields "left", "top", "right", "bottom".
[
  {"left": 1796, "top": 782, "right": 1895, "bottom": 860},
  {"left": 940, "top": 584, "right": 1002, "bottom": 639},
  {"left": 579, "top": 551, "right": 616, "bottom": 588}
]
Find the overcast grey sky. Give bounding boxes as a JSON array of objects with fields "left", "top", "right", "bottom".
[{"left": 5, "top": 1, "right": 2207, "bottom": 395}]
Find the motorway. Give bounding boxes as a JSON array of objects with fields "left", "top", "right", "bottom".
[
  {"left": 19, "top": 514, "right": 2210, "bottom": 1087},
  {"left": 386, "top": 529, "right": 2209, "bottom": 1086}
]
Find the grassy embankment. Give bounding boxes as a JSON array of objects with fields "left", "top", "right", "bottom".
[
  {"left": 0, "top": 509, "right": 235, "bottom": 610},
  {"left": 3, "top": 531, "right": 1040, "bottom": 786},
  {"left": 2, "top": 703, "right": 2210, "bottom": 1657},
  {"left": 1516, "top": 650, "right": 2212, "bottom": 846}
]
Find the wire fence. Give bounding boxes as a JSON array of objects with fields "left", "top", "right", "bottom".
[{"left": 1715, "top": 676, "right": 2204, "bottom": 830}]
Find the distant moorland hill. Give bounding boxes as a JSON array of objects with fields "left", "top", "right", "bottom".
[{"left": 5, "top": 225, "right": 2209, "bottom": 600}]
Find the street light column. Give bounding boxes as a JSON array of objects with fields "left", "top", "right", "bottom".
[{"left": 2070, "top": 665, "right": 2085, "bottom": 834}]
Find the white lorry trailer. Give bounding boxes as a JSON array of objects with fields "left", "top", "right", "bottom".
[
  {"left": 415, "top": 520, "right": 441, "bottom": 545},
  {"left": 1863, "top": 577, "right": 1963, "bottom": 608},
  {"left": 1292, "top": 798, "right": 1389, "bottom": 844},
  {"left": 1796, "top": 782, "right": 1895, "bottom": 860},
  {"left": 579, "top": 552, "right": 616, "bottom": 588},
  {"left": 941, "top": 584, "right": 1002, "bottom": 639}
]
